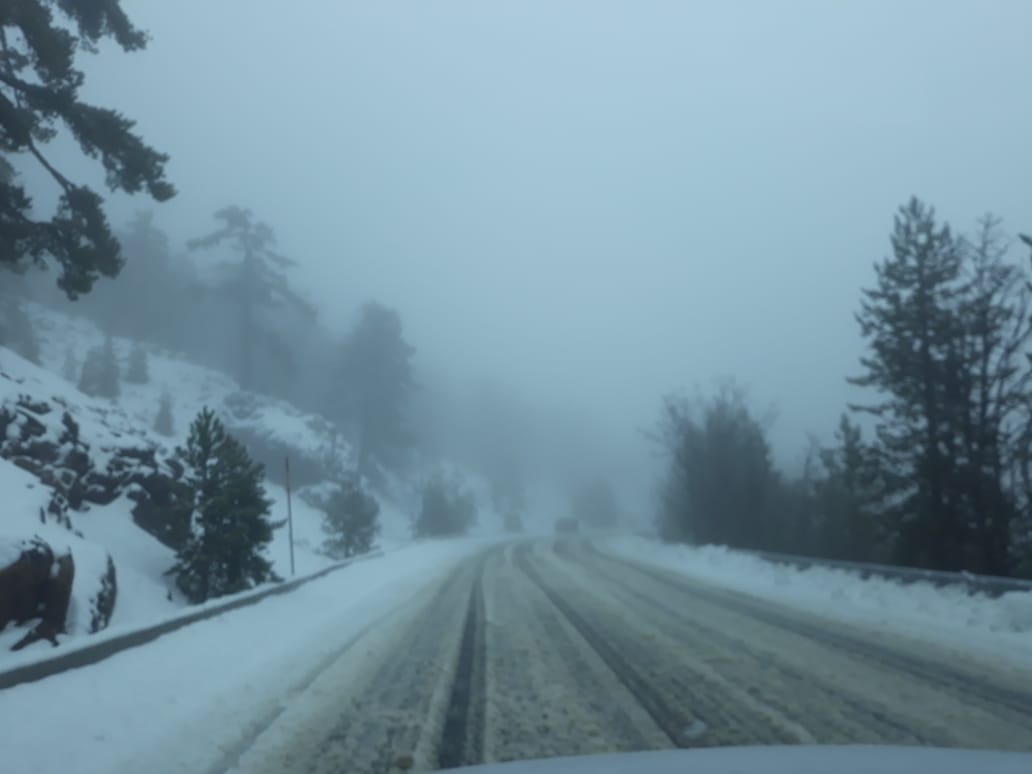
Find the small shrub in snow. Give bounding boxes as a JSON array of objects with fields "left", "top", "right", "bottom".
[
  {"left": 413, "top": 472, "right": 477, "bottom": 538},
  {"left": 88, "top": 555, "right": 118, "bottom": 633},
  {"left": 321, "top": 473, "right": 380, "bottom": 559},
  {"left": 154, "top": 390, "right": 174, "bottom": 436},
  {"left": 170, "top": 408, "right": 279, "bottom": 603},
  {"left": 125, "top": 342, "right": 150, "bottom": 384},
  {"left": 78, "top": 336, "right": 120, "bottom": 399}
]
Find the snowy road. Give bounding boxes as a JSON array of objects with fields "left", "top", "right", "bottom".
[{"left": 214, "top": 537, "right": 1032, "bottom": 772}]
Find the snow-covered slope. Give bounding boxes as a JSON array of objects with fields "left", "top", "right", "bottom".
[{"left": 1, "top": 302, "right": 498, "bottom": 653}]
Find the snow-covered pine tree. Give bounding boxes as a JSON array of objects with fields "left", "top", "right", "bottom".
[
  {"left": 154, "top": 391, "right": 174, "bottom": 437},
  {"left": 171, "top": 408, "right": 278, "bottom": 603},
  {"left": 321, "top": 473, "right": 380, "bottom": 559},
  {"left": 125, "top": 342, "right": 150, "bottom": 384},
  {"left": 78, "top": 336, "right": 120, "bottom": 399}
]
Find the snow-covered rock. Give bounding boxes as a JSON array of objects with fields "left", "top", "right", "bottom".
[{"left": 0, "top": 531, "right": 115, "bottom": 650}]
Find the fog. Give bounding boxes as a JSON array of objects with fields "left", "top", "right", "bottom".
[{"left": 19, "top": 1, "right": 1032, "bottom": 506}]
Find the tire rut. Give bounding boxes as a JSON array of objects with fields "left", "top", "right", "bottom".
[
  {"left": 435, "top": 563, "right": 487, "bottom": 769},
  {"left": 581, "top": 542, "right": 1032, "bottom": 750},
  {"left": 480, "top": 545, "right": 668, "bottom": 763},
  {"left": 513, "top": 546, "right": 691, "bottom": 748},
  {"left": 587, "top": 543, "right": 1032, "bottom": 723},
  {"left": 567, "top": 545, "right": 935, "bottom": 745},
  {"left": 231, "top": 559, "right": 483, "bottom": 774},
  {"left": 515, "top": 543, "right": 795, "bottom": 748}
]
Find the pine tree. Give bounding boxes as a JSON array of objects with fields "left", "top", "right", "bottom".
[
  {"left": 170, "top": 409, "right": 278, "bottom": 603},
  {"left": 125, "top": 342, "right": 149, "bottom": 384},
  {"left": 815, "top": 415, "right": 886, "bottom": 562},
  {"left": 1012, "top": 233, "right": 1032, "bottom": 574},
  {"left": 655, "top": 384, "right": 775, "bottom": 549},
  {"left": 154, "top": 391, "right": 174, "bottom": 437},
  {"left": 78, "top": 337, "right": 120, "bottom": 399},
  {"left": 0, "top": 2, "right": 174, "bottom": 298},
  {"left": 321, "top": 474, "right": 380, "bottom": 559},
  {"left": 332, "top": 303, "right": 416, "bottom": 476},
  {"left": 187, "top": 207, "right": 313, "bottom": 390},
  {"left": 850, "top": 198, "right": 968, "bottom": 570},
  {"left": 942, "top": 217, "right": 1032, "bottom": 574}
]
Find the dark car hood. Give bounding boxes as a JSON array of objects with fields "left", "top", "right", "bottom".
[{"left": 451, "top": 746, "right": 1031, "bottom": 773}]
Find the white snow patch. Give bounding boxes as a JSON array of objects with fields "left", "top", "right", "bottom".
[{"left": 0, "top": 536, "right": 31, "bottom": 571}]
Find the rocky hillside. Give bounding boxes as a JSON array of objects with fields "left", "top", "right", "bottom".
[{"left": 0, "top": 303, "right": 443, "bottom": 655}]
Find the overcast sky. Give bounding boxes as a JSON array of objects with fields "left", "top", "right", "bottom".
[{"left": 46, "top": 0, "right": 1032, "bottom": 479}]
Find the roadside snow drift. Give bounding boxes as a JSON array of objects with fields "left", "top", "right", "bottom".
[
  {"left": 0, "top": 538, "right": 497, "bottom": 774},
  {"left": 602, "top": 537, "right": 1032, "bottom": 670}
]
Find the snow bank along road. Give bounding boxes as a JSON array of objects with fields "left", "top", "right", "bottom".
[
  {"left": 6, "top": 536, "right": 1030, "bottom": 774},
  {"left": 222, "top": 537, "right": 1032, "bottom": 772}
]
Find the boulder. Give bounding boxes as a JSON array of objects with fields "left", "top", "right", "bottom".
[
  {"left": 12, "top": 551, "right": 76, "bottom": 649},
  {"left": 0, "top": 537, "right": 78, "bottom": 650},
  {"left": 0, "top": 537, "right": 52, "bottom": 629}
]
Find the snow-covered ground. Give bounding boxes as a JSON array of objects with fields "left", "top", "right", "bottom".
[
  {"left": 1, "top": 302, "right": 505, "bottom": 656},
  {"left": 601, "top": 537, "right": 1032, "bottom": 671},
  {"left": 0, "top": 537, "right": 500, "bottom": 774}
]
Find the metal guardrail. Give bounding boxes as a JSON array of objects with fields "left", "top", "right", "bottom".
[
  {"left": 745, "top": 548, "right": 1032, "bottom": 597},
  {"left": 0, "top": 549, "right": 384, "bottom": 692}
]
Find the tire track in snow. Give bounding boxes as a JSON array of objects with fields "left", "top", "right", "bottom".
[
  {"left": 564, "top": 543, "right": 933, "bottom": 745},
  {"left": 479, "top": 544, "right": 669, "bottom": 763},
  {"left": 434, "top": 559, "right": 487, "bottom": 769},
  {"left": 515, "top": 543, "right": 735, "bottom": 748},
  {"left": 229, "top": 559, "right": 481, "bottom": 774},
  {"left": 520, "top": 541, "right": 805, "bottom": 747},
  {"left": 583, "top": 541, "right": 1032, "bottom": 750}
]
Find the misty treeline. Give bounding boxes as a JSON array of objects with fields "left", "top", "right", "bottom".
[
  {"left": 0, "top": 0, "right": 482, "bottom": 575},
  {"left": 10, "top": 207, "right": 419, "bottom": 480},
  {"left": 0, "top": 2, "right": 407, "bottom": 467},
  {"left": 657, "top": 198, "right": 1032, "bottom": 578},
  {"left": 0, "top": 0, "right": 525, "bottom": 545}
]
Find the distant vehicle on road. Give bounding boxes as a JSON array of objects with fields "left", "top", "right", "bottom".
[{"left": 554, "top": 517, "right": 580, "bottom": 534}]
